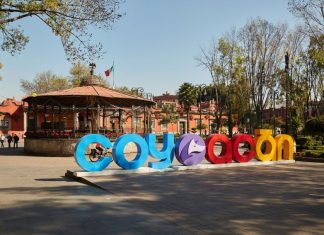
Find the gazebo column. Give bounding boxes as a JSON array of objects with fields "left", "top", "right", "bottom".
[
  {"left": 72, "top": 105, "right": 76, "bottom": 137},
  {"left": 131, "top": 106, "right": 134, "bottom": 133},
  {"left": 147, "top": 107, "right": 152, "bottom": 133},
  {"left": 118, "top": 109, "right": 123, "bottom": 133},
  {"left": 26, "top": 105, "right": 32, "bottom": 132},
  {"left": 51, "top": 105, "right": 54, "bottom": 132},
  {"left": 59, "top": 106, "right": 62, "bottom": 136},
  {"left": 102, "top": 108, "right": 106, "bottom": 129},
  {"left": 33, "top": 104, "right": 38, "bottom": 132},
  {"left": 97, "top": 104, "right": 100, "bottom": 134}
]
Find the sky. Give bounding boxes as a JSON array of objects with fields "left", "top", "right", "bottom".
[{"left": 0, "top": 0, "right": 300, "bottom": 100}]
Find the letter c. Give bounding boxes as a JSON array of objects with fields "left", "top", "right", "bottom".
[{"left": 232, "top": 134, "right": 255, "bottom": 163}]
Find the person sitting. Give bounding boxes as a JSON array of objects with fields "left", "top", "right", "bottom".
[{"left": 95, "top": 143, "right": 103, "bottom": 155}]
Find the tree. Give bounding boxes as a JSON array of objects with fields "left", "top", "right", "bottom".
[
  {"left": 178, "top": 82, "right": 196, "bottom": 133},
  {"left": 20, "top": 70, "right": 69, "bottom": 95},
  {"left": 160, "top": 103, "right": 179, "bottom": 132},
  {"left": 197, "top": 30, "right": 247, "bottom": 136},
  {"left": 240, "top": 17, "right": 287, "bottom": 128},
  {"left": 196, "top": 41, "right": 229, "bottom": 133},
  {"left": 69, "top": 62, "right": 90, "bottom": 87},
  {"left": 0, "top": 0, "right": 123, "bottom": 61},
  {"left": 288, "top": 0, "right": 324, "bottom": 50},
  {"left": 69, "top": 62, "right": 110, "bottom": 87}
]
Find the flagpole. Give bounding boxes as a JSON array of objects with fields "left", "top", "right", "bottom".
[{"left": 113, "top": 61, "right": 115, "bottom": 88}]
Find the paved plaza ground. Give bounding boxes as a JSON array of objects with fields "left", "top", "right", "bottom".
[{"left": 0, "top": 145, "right": 324, "bottom": 234}]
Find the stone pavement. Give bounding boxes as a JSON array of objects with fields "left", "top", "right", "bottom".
[{"left": 0, "top": 146, "right": 324, "bottom": 234}]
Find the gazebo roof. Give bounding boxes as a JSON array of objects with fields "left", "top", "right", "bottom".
[{"left": 22, "top": 85, "right": 155, "bottom": 108}]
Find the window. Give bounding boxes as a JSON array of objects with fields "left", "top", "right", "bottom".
[
  {"left": 0, "top": 119, "right": 9, "bottom": 129},
  {"left": 161, "top": 122, "right": 167, "bottom": 131}
]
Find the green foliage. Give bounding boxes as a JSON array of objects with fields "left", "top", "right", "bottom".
[
  {"left": 160, "top": 104, "right": 179, "bottom": 128},
  {"left": 0, "top": 0, "right": 123, "bottom": 61},
  {"left": 178, "top": 82, "right": 197, "bottom": 111},
  {"left": 196, "top": 123, "right": 208, "bottom": 130},
  {"left": 302, "top": 150, "right": 324, "bottom": 158},
  {"left": 304, "top": 116, "right": 324, "bottom": 136},
  {"left": 69, "top": 62, "right": 89, "bottom": 87},
  {"left": 178, "top": 82, "right": 196, "bottom": 132},
  {"left": 20, "top": 71, "right": 70, "bottom": 95}
]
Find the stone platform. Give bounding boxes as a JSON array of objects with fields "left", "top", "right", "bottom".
[{"left": 67, "top": 160, "right": 296, "bottom": 178}]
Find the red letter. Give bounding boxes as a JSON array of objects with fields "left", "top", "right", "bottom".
[
  {"left": 232, "top": 134, "right": 255, "bottom": 163},
  {"left": 205, "top": 134, "right": 232, "bottom": 164}
]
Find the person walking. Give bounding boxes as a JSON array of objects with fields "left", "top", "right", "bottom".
[
  {"left": 0, "top": 134, "right": 5, "bottom": 148},
  {"left": 7, "top": 134, "right": 12, "bottom": 148},
  {"left": 13, "top": 134, "right": 19, "bottom": 148}
]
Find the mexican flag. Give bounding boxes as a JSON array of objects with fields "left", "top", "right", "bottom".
[{"left": 104, "top": 66, "right": 114, "bottom": 77}]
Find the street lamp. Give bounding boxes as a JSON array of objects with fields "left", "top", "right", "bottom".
[
  {"left": 272, "top": 90, "right": 279, "bottom": 135},
  {"left": 285, "top": 52, "right": 289, "bottom": 134},
  {"left": 131, "top": 87, "right": 144, "bottom": 96},
  {"left": 258, "top": 72, "right": 265, "bottom": 128}
]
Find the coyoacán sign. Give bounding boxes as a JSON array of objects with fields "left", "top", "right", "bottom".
[{"left": 74, "top": 129, "right": 294, "bottom": 172}]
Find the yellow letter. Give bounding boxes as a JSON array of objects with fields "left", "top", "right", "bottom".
[
  {"left": 254, "top": 129, "right": 276, "bottom": 161},
  {"left": 275, "top": 135, "right": 294, "bottom": 160}
]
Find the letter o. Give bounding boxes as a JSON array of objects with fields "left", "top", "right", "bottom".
[
  {"left": 232, "top": 134, "right": 255, "bottom": 163},
  {"left": 205, "top": 134, "right": 232, "bottom": 164},
  {"left": 113, "top": 134, "right": 149, "bottom": 170},
  {"left": 255, "top": 135, "right": 276, "bottom": 161}
]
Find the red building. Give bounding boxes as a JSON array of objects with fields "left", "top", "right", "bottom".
[
  {"left": 0, "top": 97, "right": 26, "bottom": 138},
  {"left": 152, "top": 92, "right": 221, "bottom": 135}
]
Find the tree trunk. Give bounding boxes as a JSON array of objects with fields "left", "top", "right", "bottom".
[{"left": 186, "top": 109, "right": 190, "bottom": 133}]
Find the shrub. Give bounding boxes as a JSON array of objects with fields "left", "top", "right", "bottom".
[
  {"left": 296, "top": 136, "right": 318, "bottom": 149},
  {"left": 304, "top": 116, "right": 324, "bottom": 137},
  {"left": 303, "top": 150, "right": 324, "bottom": 158}
]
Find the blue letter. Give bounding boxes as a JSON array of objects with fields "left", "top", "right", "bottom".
[
  {"left": 145, "top": 133, "right": 174, "bottom": 169},
  {"left": 74, "top": 134, "right": 113, "bottom": 172},
  {"left": 113, "top": 134, "right": 148, "bottom": 169}
]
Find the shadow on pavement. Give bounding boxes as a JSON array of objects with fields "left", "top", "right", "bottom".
[
  {"left": 0, "top": 147, "right": 25, "bottom": 156},
  {"left": 0, "top": 164, "right": 324, "bottom": 234}
]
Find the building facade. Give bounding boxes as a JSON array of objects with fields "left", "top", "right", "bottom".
[{"left": 0, "top": 97, "right": 26, "bottom": 138}]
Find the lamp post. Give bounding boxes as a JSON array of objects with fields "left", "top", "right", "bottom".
[
  {"left": 272, "top": 90, "right": 278, "bottom": 135},
  {"left": 258, "top": 72, "right": 265, "bottom": 128},
  {"left": 285, "top": 52, "right": 289, "bottom": 134},
  {"left": 131, "top": 87, "right": 144, "bottom": 97}
]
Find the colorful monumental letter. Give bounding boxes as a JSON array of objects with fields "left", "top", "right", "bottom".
[
  {"left": 205, "top": 134, "right": 232, "bottom": 164},
  {"left": 175, "top": 134, "right": 206, "bottom": 166},
  {"left": 74, "top": 134, "right": 113, "bottom": 172},
  {"left": 274, "top": 134, "right": 294, "bottom": 160},
  {"left": 231, "top": 134, "right": 255, "bottom": 163},
  {"left": 145, "top": 133, "right": 174, "bottom": 170},
  {"left": 74, "top": 129, "right": 295, "bottom": 172},
  {"left": 254, "top": 129, "right": 276, "bottom": 161},
  {"left": 113, "top": 134, "right": 149, "bottom": 170}
]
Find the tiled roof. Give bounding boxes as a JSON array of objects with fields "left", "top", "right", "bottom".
[
  {"left": 23, "top": 85, "right": 155, "bottom": 108},
  {"left": 0, "top": 98, "right": 23, "bottom": 115}
]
